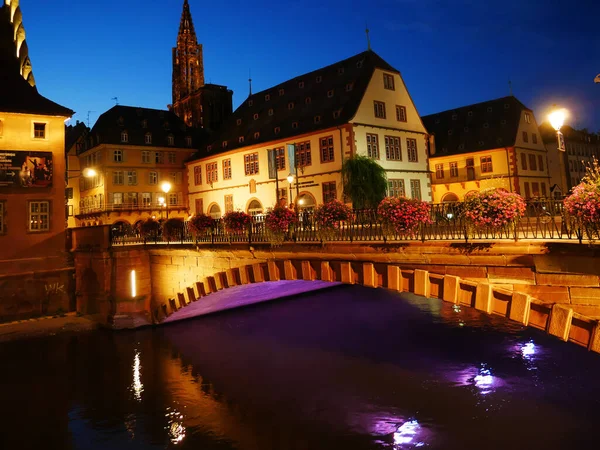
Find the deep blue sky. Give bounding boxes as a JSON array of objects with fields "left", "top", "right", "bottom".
[{"left": 21, "top": 0, "right": 600, "bottom": 131}]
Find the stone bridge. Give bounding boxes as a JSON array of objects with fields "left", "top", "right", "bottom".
[{"left": 72, "top": 226, "right": 600, "bottom": 354}]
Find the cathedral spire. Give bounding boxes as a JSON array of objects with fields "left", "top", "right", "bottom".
[
  {"left": 0, "top": 2, "right": 36, "bottom": 88},
  {"left": 172, "top": 0, "right": 204, "bottom": 111}
]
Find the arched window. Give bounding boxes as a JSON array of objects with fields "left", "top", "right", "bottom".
[
  {"left": 247, "top": 199, "right": 263, "bottom": 216},
  {"left": 297, "top": 192, "right": 316, "bottom": 210},
  {"left": 208, "top": 204, "right": 221, "bottom": 219},
  {"left": 441, "top": 193, "right": 459, "bottom": 202}
]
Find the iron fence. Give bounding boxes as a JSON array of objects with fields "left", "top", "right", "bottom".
[{"left": 109, "top": 199, "right": 596, "bottom": 246}]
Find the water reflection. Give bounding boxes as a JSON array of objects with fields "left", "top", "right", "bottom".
[
  {"left": 473, "top": 365, "right": 495, "bottom": 395},
  {"left": 131, "top": 350, "right": 144, "bottom": 401},
  {"left": 394, "top": 420, "right": 425, "bottom": 448},
  {"left": 166, "top": 406, "right": 186, "bottom": 444}
]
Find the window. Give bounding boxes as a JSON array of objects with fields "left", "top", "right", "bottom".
[
  {"left": 265, "top": 94, "right": 270, "bottom": 101},
  {"left": 532, "top": 133, "right": 538, "bottom": 144},
  {"left": 254, "top": 132, "right": 260, "bottom": 139},
  {"left": 383, "top": 73, "right": 395, "bottom": 90},
  {"left": 541, "top": 182, "right": 547, "bottom": 197},
  {"left": 435, "top": 164, "right": 444, "bottom": 179},
  {"left": 169, "top": 193, "right": 178, "bottom": 206},
  {"left": 168, "top": 152, "right": 177, "bottom": 164},
  {"left": 268, "top": 109, "right": 274, "bottom": 116},
  {"left": 154, "top": 152, "right": 164, "bottom": 164},
  {"left": 466, "top": 158, "right": 475, "bottom": 180},
  {"left": 223, "top": 159, "right": 232, "bottom": 180},
  {"left": 296, "top": 141, "right": 312, "bottom": 167},
  {"left": 244, "top": 153, "right": 259, "bottom": 175},
  {"left": 170, "top": 172, "right": 181, "bottom": 185},
  {"left": 305, "top": 97, "right": 312, "bottom": 105},
  {"left": 481, "top": 155, "right": 493, "bottom": 173},
  {"left": 275, "top": 147, "right": 286, "bottom": 171},
  {"left": 0, "top": 202, "right": 4, "bottom": 234},
  {"left": 112, "top": 192, "right": 123, "bottom": 205},
  {"left": 28, "top": 201, "right": 49, "bottom": 232},
  {"left": 253, "top": 113, "right": 259, "bottom": 120},
  {"left": 121, "top": 131, "right": 128, "bottom": 143},
  {"left": 195, "top": 198, "right": 204, "bottom": 215},
  {"left": 525, "top": 112, "right": 531, "bottom": 123},
  {"left": 522, "top": 131, "right": 528, "bottom": 143},
  {"left": 366, "top": 133, "right": 379, "bottom": 159},
  {"left": 292, "top": 122, "right": 298, "bottom": 129},
  {"left": 521, "top": 153, "right": 528, "bottom": 170},
  {"left": 316, "top": 75, "right": 322, "bottom": 83},
  {"left": 529, "top": 154, "right": 537, "bottom": 171},
  {"left": 538, "top": 155, "right": 544, "bottom": 172},
  {"left": 142, "top": 193, "right": 152, "bottom": 207},
  {"left": 149, "top": 171, "right": 158, "bottom": 185},
  {"left": 186, "top": 136, "right": 192, "bottom": 147},
  {"left": 194, "top": 166, "right": 202, "bottom": 185},
  {"left": 145, "top": 133, "right": 152, "bottom": 144},
  {"left": 248, "top": 100, "right": 253, "bottom": 106},
  {"left": 142, "top": 151, "right": 150, "bottom": 163},
  {"left": 224, "top": 195, "right": 233, "bottom": 214},
  {"left": 395, "top": 105, "right": 407, "bottom": 122},
  {"left": 345, "top": 83, "right": 353, "bottom": 92},
  {"left": 384, "top": 136, "right": 401, "bottom": 161},
  {"left": 532, "top": 182, "right": 540, "bottom": 197},
  {"left": 239, "top": 136, "right": 244, "bottom": 143},
  {"left": 127, "top": 171, "right": 137, "bottom": 185},
  {"left": 33, "top": 122, "right": 46, "bottom": 139},
  {"left": 113, "top": 150, "right": 123, "bottom": 162},
  {"left": 374, "top": 101, "right": 386, "bottom": 119},
  {"left": 407, "top": 138, "right": 418, "bottom": 162},
  {"left": 0, "top": 119, "right": 4, "bottom": 137},
  {"left": 388, "top": 179, "right": 405, "bottom": 197},
  {"left": 167, "top": 135, "right": 175, "bottom": 146},
  {"left": 279, "top": 88, "right": 285, "bottom": 96},
  {"left": 314, "top": 116, "right": 321, "bottom": 124},
  {"left": 298, "top": 81, "right": 305, "bottom": 88},
  {"left": 320, "top": 136, "right": 335, "bottom": 163},
  {"left": 410, "top": 180, "right": 422, "bottom": 200},
  {"left": 274, "top": 126, "right": 280, "bottom": 134},
  {"left": 206, "top": 162, "right": 218, "bottom": 183},
  {"left": 450, "top": 162, "right": 459, "bottom": 177},
  {"left": 322, "top": 181, "right": 337, "bottom": 203},
  {"left": 113, "top": 171, "right": 124, "bottom": 185},
  {"left": 327, "top": 90, "right": 334, "bottom": 98},
  {"left": 277, "top": 188, "right": 288, "bottom": 204}
]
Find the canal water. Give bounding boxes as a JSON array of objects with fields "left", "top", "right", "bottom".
[{"left": 1, "top": 284, "right": 600, "bottom": 450}]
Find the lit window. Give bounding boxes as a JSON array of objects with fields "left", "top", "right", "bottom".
[
  {"left": 33, "top": 122, "right": 46, "bottom": 139},
  {"left": 254, "top": 132, "right": 260, "bottom": 139},
  {"left": 206, "top": 162, "right": 218, "bottom": 183},
  {"left": 239, "top": 136, "right": 244, "bottom": 143},
  {"left": 121, "top": 131, "right": 128, "bottom": 143},
  {"left": 320, "top": 136, "right": 334, "bottom": 163},
  {"left": 253, "top": 113, "right": 259, "bottom": 120},
  {"left": 481, "top": 155, "right": 493, "bottom": 173},
  {"left": 223, "top": 159, "right": 232, "bottom": 180},
  {"left": 28, "top": 201, "right": 50, "bottom": 232},
  {"left": 222, "top": 141, "right": 228, "bottom": 149},
  {"left": 327, "top": 89, "right": 334, "bottom": 98},
  {"left": 194, "top": 166, "right": 202, "bottom": 185},
  {"left": 167, "top": 135, "right": 174, "bottom": 146},
  {"left": 322, "top": 181, "right": 337, "bottom": 202},
  {"left": 268, "top": 109, "right": 274, "bottom": 116},
  {"left": 295, "top": 141, "right": 312, "bottom": 167},
  {"left": 279, "top": 88, "right": 285, "bottom": 96},
  {"left": 244, "top": 152, "right": 259, "bottom": 175}
]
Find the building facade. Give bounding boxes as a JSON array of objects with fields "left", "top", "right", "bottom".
[
  {"left": 170, "top": 0, "right": 232, "bottom": 131},
  {"left": 65, "top": 121, "right": 88, "bottom": 228},
  {"left": 539, "top": 123, "right": 600, "bottom": 197},
  {"left": 74, "top": 106, "right": 198, "bottom": 231},
  {"left": 186, "top": 50, "right": 432, "bottom": 218},
  {"left": 423, "top": 96, "right": 551, "bottom": 202},
  {"left": 0, "top": 0, "right": 73, "bottom": 276}
]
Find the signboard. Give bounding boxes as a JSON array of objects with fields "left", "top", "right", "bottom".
[
  {"left": 267, "top": 149, "right": 277, "bottom": 179},
  {"left": 557, "top": 131, "right": 566, "bottom": 152},
  {"left": 287, "top": 144, "right": 296, "bottom": 175},
  {"left": 0, "top": 150, "right": 53, "bottom": 188}
]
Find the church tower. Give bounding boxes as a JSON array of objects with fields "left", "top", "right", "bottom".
[
  {"left": 170, "top": 0, "right": 233, "bottom": 132},
  {"left": 1, "top": 0, "right": 36, "bottom": 88}
]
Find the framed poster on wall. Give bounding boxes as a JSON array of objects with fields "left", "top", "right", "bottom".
[{"left": 0, "top": 150, "right": 53, "bottom": 188}]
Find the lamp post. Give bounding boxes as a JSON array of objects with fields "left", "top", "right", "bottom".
[
  {"left": 158, "top": 196, "right": 165, "bottom": 220},
  {"left": 287, "top": 174, "right": 294, "bottom": 207},
  {"left": 161, "top": 181, "right": 172, "bottom": 219},
  {"left": 548, "top": 107, "right": 568, "bottom": 193}
]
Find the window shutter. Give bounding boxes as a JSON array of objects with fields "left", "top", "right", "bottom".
[
  {"left": 153, "top": 192, "right": 160, "bottom": 205},
  {"left": 177, "top": 192, "right": 183, "bottom": 206},
  {"left": 108, "top": 192, "right": 114, "bottom": 205}
]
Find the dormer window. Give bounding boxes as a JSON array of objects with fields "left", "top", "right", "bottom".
[
  {"left": 435, "top": 119, "right": 440, "bottom": 124},
  {"left": 186, "top": 136, "right": 192, "bottom": 147},
  {"left": 274, "top": 126, "right": 280, "bottom": 134},
  {"left": 356, "top": 60, "right": 364, "bottom": 68},
  {"left": 207, "top": 145, "right": 212, "bottom": 152},
  {"left": 121, "top": 131, "right": 128, "bottom": 143},
  {"left": 483, "top": 122, "right": 489, "bottom": 128},
  {"left": 222, "top": 141, "right": 228, "bottom": 149},
  {"left": 239, "top": 136, "right": 245, "bottom": 143},
  {"left": 298, "top": 81, "right": 304, "bottom": 88},
  {"left": 452, "top": 114, "right": 457, "bottom": 120},
  {"left": 279, "top": 88, "right": 285, "bottom": 96},
  {"left": 288, "top": 102, "right": 294, "bottom": 110},
  {"left": 467, "top": 111, "right": 473, "bottom": 117},
  {"left": 254, "top": 132, "right": 260, "bottom": 139},
  {"left": 333, "top": 110, "right": 341, "bottom": 119},
  {"left": 167, "top": 135, "right": 175, "bottom": 146},
  {"left": 253, "top": 113, "right": 259, "bottom": 120},
  {"left": 118, "top": 116, "right": 124, "bottom": 126},
  {"left": 345, "top": 83, "right": 353, "bottom": 92},
  {"left": 265, "top": 94, "right": 270, "bottom": 101},
  {"left": 337, "top": 67, "right": 345, "bottom": 75},
  {"left": 314, "top": 116, "right": 321, "bottom": 124},
  {"left": 236, "top": 118, "right": 242, "bottom": 126},
  {"left": 487, "top": 107, "right": 493, "bottom": 113},
  {"left": 478, "top": 141, "right": 485, "bottom": 146},
  {"left": 292, "top": 122, "right": 298, "bottom": 129},
  {"left": 305, "top": 97, "right": 312, "bottom": 105},
  {"left": 501, "top": 119, "right": 507, "bottom": 125},
  {"left": 142, "top": 120, "right": 148, "bottom": 128},
  {"left": 144, "top": 132, "right": 152, "bottom": 144},
  {"left": 327, "top": 90, "right": 334, "bottom": 98},
  {"left": 248, "top": 100, "right": 253, "bottom": 106},
  {"left": 458, "top": 144, "right": 465, "bottom": 150},
  {"left": 268, "top": 108, "right": 274, "bottom": 116},
  {"left": 504, "top": 103, "right": 510, "bottom": 109},
  {"left": 316, "top": 75, "right": 322, "bottom": 83}
]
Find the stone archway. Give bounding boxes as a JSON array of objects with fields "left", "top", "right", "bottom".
[
  {"left": 246, "top": 198, "right": 263, "bottom": 217},
  {"left": 208, "top": 203, "right": 221, "bottom": 219},
  {"left": 296, "top": 192, "right": 316, "bottom": 210},
  {"left": 441, "top": 192, "right": 459, "bottom": 202}
]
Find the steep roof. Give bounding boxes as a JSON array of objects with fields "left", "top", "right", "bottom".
[
  {"left": 422, "top": 96, "right": 531, "bottom": 156},
  {"left": 84, "top": 105, "right": 205, "bottom": 152},
  {"left": 190, "top": 50, "right": 398, "bottom": 161},
  {"left": 0, "top": 3, "right": 72, "bottom": 117}
]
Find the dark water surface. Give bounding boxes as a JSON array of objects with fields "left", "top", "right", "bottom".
[{"left": 1, "top": 285, "right": 600, "bottom": 450}]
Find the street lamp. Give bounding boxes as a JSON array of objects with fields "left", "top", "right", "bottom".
[
  {"left": 286, "top": 174, "right": 294, "bottom": 206},
  {"left": 548, "top": 107, "right": 569, "bottom": 193},
  {"left": 161, "top": 181, "right": 172, "bottom": 219}
]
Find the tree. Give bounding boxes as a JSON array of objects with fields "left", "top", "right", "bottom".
[{"left": 341, "top": 155, "right": 388, "bottom": 209}]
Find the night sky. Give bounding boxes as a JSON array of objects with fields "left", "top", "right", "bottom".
[{"left": 20, "top": 0, "right": 600, "bottom": 130}]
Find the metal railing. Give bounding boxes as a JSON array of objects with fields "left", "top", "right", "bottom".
[
  {"left": 109, "top": 199, "right": 596, "bottom": 246},
  {"left": 75, "top": 202, "right": 188, "bottom": 216}
]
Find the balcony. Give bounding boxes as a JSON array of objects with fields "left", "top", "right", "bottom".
[{"left": 74, "top": 202, "right": 188, "bottom": 218}]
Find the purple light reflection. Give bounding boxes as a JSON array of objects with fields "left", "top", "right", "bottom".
[{"left": 454, "top": 363, "right": 501, "bottom": 395}]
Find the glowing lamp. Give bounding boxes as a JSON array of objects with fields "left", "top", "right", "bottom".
[
  {"left": 287, "top": 174, "right": 294, "bottom": 183},
  {"left": 161, "top": 181, "right": 172, "bottom": 194},
  {"left": 548, "top": 108, "right": 567, "bottom": 131},
  {"left": 82, "top": 168, "right": 97, "bottom": 178}
]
